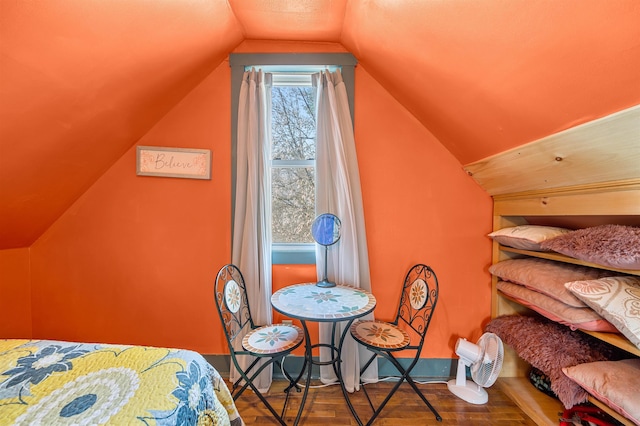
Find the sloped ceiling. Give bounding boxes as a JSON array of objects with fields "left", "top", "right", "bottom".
[{"left": 1, "top": 0, "right": 639, "bottom": 249}]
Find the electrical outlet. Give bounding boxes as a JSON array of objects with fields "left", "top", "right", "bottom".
[{"left": 282, "top": 319, "right": 293, "bottom": 325}]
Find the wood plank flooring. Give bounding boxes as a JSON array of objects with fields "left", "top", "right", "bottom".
[{"left": 232, "top": 379, "right": 539, "bottom": 425}]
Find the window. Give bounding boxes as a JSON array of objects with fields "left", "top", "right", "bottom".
[
  {"left": 230, "top": 53, "right": 356, "bottom": 264},
  {"left": 271, "top": 74, "right": 316, "bottom": 246}
]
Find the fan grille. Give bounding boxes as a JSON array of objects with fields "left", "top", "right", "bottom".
[{"left": 470, "top": 333, "right": 504, "bottom": 387}]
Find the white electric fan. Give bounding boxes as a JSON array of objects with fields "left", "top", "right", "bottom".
[{"left": 447, "top": 332, "right": 504, "bottom": 404}]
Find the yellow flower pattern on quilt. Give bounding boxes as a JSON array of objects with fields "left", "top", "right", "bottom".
[{"left": 0, "top": 339, "right": 243, "bottom": 426}]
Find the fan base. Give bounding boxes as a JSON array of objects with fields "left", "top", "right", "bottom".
[
  {"left": 316, "top": 279, "right": 336, "bottom": 288},
  {"left": 447, "top": 379, "right": 488, "bottom": 405}
]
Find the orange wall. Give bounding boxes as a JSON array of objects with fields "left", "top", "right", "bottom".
[
  {"left": 0, "top": 248, "right": 32, "bottom": 337},
  {"left": 29, "top": 63, "right": 232, "bottom": 350},
  {"left": 25, "top": 42, "right": 492, "bottom": 358},
  {"left": 353, "top": 67, "right": 493, "bottom": 356}
]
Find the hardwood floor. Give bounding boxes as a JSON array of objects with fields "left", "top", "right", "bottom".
[{"left": 232, "top": 379, "right": 539, "bottom": 425}]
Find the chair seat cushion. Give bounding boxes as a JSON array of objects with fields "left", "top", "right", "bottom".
[
  {"left": 350, "top": 320, "right": 410, "bottom": 350},
  {"left": 242, "top": 323, "right": 303, "bottom": 354}
]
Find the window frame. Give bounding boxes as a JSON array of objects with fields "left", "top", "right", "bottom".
[{"left": 230, "top": 53, "right": 357, "bottom": 265}]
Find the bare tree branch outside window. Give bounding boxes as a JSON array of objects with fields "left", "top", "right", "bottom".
[{"left": 271, "top": 85, "right": 316, "bottom": 243}]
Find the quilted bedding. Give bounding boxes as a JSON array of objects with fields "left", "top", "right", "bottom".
[{"left": 0, "top": 339, "right": 244, "bottom": 426}]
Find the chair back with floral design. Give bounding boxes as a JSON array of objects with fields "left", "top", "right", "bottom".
[
  {"left": 394, "top": 263, "right": 439, "bottom": 351},
  {"left": 214, "top": 264, "right": 254, "bottom": 352}
]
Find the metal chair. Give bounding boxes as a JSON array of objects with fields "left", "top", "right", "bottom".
[
  {"left": 349, "top": 263, "right": 442, "bottom": 424},
  {"left": 214, "top": 264, "right": 304, "bottom": 425}
]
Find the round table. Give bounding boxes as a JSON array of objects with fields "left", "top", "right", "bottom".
[{"left": 271, "top": 283, "right": 376, "bottom": 425}]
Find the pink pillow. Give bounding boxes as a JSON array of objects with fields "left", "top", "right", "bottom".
[
  {"left": 496, "top": 281, "right": 619, "bottom": 333},
  {"left": 541, "top": 225, "right": 640, "bottom": 270},
  {"left": 488, "top": 225, "right": 571, "bottom": 251},
  {"left": 490, "top": 258, "right": 612, "bottom": 308},
  {"left": 485, "top": 314, "right": 626, "bottom": 409},
  {"left": 563, "top": 359, "right": 640, "bottom": 425}
]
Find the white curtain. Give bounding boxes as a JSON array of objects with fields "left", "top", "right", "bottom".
[
  {"left": 314, "top": 69, "right": 378, "bottom": 392},
  {"left": 232, "top": 69, "right": 273, "bottom": 392}
]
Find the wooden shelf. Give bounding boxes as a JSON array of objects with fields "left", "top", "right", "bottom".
[
  {"left": 495, "top": 377, "right": 562, "bottom": 426},
  {"left": 588, "top": 396, "right": 635, "bottom": 426},
  {"left": 496, "top": 372, "right": 635, "bottom": 426},
  {"left": 579, "top": 330, "right": 640, "bottom": 357}
]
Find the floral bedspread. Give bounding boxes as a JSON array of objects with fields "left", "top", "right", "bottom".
[{"left": 0, "top": 339, "right": 244, "bottom": 426}]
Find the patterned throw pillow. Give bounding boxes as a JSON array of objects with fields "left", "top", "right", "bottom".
[
  {"left": 565, "top": 276, "right": 640, "bottom": 349},
  {"left": 488, "top": 225, "right": 571, "bottom": 251}
]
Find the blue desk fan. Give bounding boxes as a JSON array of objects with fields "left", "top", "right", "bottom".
[{"left": 312, "top": 213, "right": 341, "bottom": 288}]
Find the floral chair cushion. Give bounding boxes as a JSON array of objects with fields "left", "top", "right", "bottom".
[
  {"left": 242, "top": 324, "right": 304, "bottom": 355},
  {"left": 350, "top": 319, "right": 410, "bottom": 350}
]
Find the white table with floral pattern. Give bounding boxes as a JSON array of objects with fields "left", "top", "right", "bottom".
[{"left": 271, "top": 282, "right": 376, "bottom": 426}]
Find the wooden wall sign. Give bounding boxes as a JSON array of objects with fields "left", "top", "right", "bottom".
[{"left": 136, "top": 146, "right": 211, "bottom": 180}]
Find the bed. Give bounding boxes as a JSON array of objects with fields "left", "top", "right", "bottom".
[{"left": 0, "top": 339, "right": 244, "bottom": 426}]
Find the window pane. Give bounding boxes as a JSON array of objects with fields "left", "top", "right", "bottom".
[
  {"left": 272, "top": 167, "right": 315, "bottom": 243},
  {"left": 271, "top": 86, "right": 316, "bottom": 161}
]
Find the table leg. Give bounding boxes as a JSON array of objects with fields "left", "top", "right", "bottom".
[
  {"left": 292, "top": 320, "right": 312, "bottom": 426},
  {"left": 336, "top": 318, "right": 364, "bottom": 426},
  {"left": 290, "top": 319, "right": 365, "bottom": 426}
]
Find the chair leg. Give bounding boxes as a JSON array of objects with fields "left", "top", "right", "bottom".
[
  {"left": 364, "top": 353, "right": 442, "bottom": 424},
  {"left": 281, "top": 353, "right": 304, "bottom": 394},
  {"left": 360, "top": 380, "right": 375, "bottom": 413},
  {"left": 232, "top": 358, "right": 290, "bottom": 426},
  {"left": 405, "top": 374, "right": 442, "bottom": 421},
  {"left": 365, "top": 377, "right": 405, "bottom": 426},
  {"left": 279, "top": 353, "right": 305, "bottom": 422},
  {"left": 358, "top": 353, "right": 378, "bottom": 414},
  {"left": 245, "top": 379, "right": 287, "bottom": 426},
  {"left": 231, "top": 356, "right": 262, "bottom": 399}
]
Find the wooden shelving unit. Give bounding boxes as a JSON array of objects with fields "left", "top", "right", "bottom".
[{"left": 491, "top": 181, "right": 640, "bottom": 426}]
